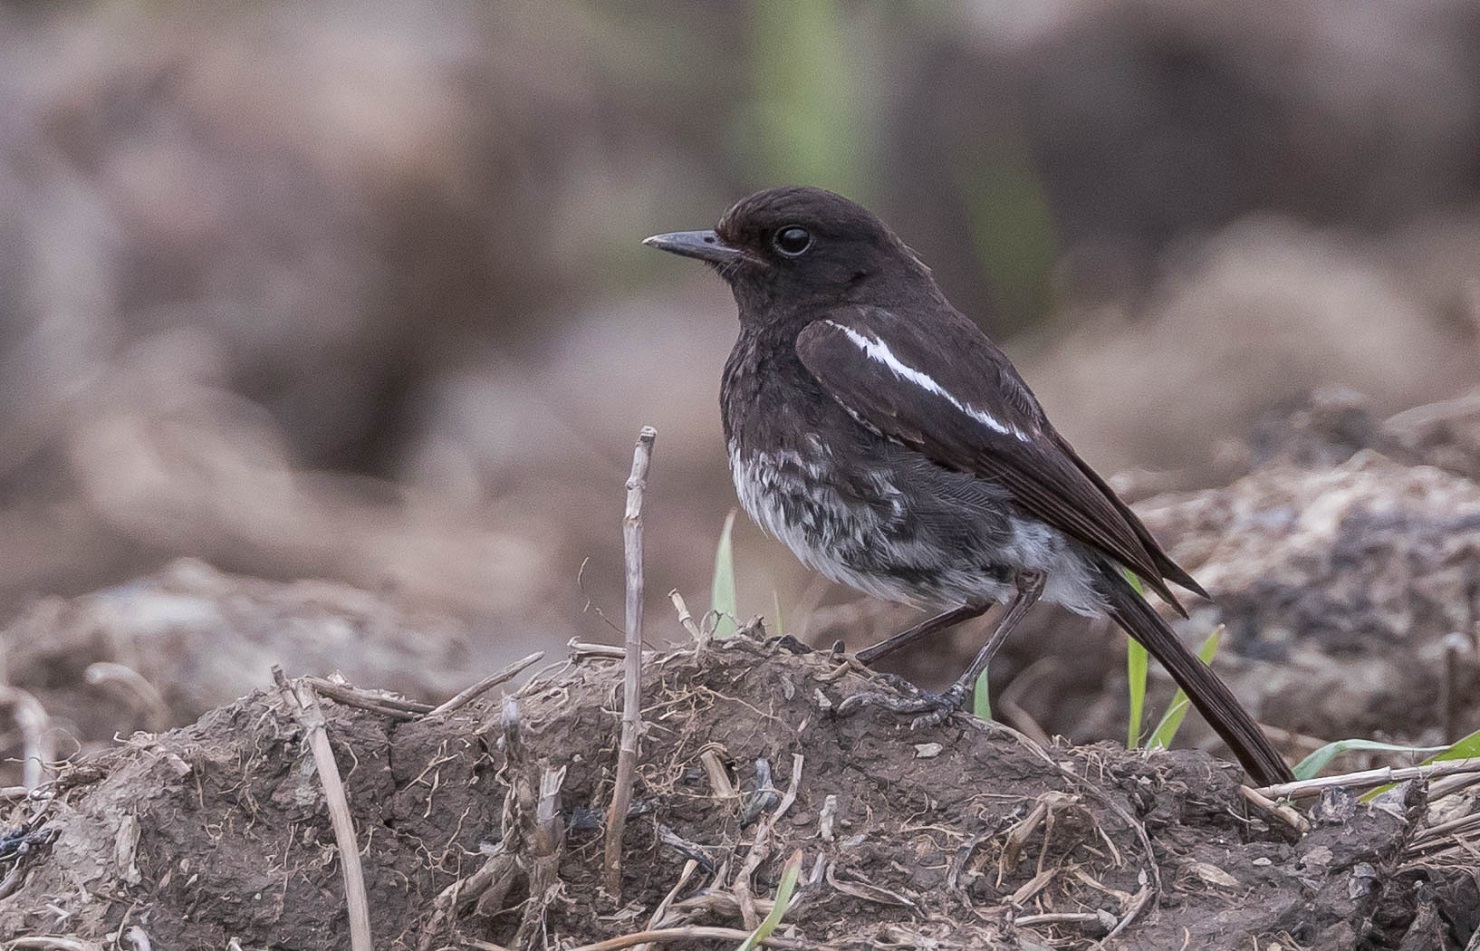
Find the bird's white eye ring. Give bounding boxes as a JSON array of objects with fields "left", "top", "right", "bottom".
[{"left": 773, "top": 226, "right": 813, "bottom": 257}]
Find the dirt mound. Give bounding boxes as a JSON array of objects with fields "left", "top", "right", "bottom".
[
  {"left": 0, "top": 558, "right": 504, "bottom": 788},
  {"left": 2, "top": 635, "right": 1471, "bottom": 949},
  {"left": 1134, "top": 426, "right": 1480, "bottom": 749}
]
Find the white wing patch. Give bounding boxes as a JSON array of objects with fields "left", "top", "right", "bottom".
[{"left": 825, "top": 321, "right": 1030, "bottom": 442}]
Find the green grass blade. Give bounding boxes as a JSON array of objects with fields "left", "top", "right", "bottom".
[
  {"left": 711, "top": 510, "right": 738, "bottom": 638},
  {"left": 1123, "top": 571, "right": 1147, "bottom": 749},
  {"left": 1293, "top": 739, "right": 1450, "bottom": 781},
  {"left": 1428, "top": 728, "right": 1480, "bottom": 763},
  {"left": 1126, "top": 642, "right": 1148, "bottom": 749},
  {"left": 955, "top": 137, "right": 1060, "bottom": 326},
  {"left": 973, "top": 667, "right": 992, "bottom": 721},
  {"left": 749, "top": 0, "right": 865, "bottom": 198},
  {"left": 736, "top": 848, "right": 804, "bottom": 951},
  {"left": 1146, "top": 626, "right": 1224, "bottom": 750},
  {"left": 1356, "top": 728, "right": 1480, "bottom": 800}
]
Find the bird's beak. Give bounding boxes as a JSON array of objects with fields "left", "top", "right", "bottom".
[{"left": 642, "top": 230, "right": 752, "bottom": 267}]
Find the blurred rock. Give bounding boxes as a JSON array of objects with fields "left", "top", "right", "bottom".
[
  {"left": 1383, "top": 389, "right": 1480, "bottom": 484},
  {"left": 1248, "top": 385, "right": 1480, "bottom": 485},
  {"left": 1143, "top": 454, "right": 1480, "bottom": 659},
  {"left": 887, "top": 0, "right": 1480, "bottom": 323},
  {"left": 0, "top": 357, "right": 564, "bottom": 622},
  {"left": 0, "top": 557, "right": 534, "bottom": 785},
  {"left": 0, "top": 2, "right": 709, "bottom": 628},
  {"left": 1020, "top": 218, "right": 1480, "bottom": 477},
  {"left": 1247, "top": 389, "right": 1410, "bottom": 472},
  {"left": 0, "top": 1, "right": 617, "bottom": 475},
  {"left": 1135, "top": 399, "right": 1480, "bottom": 744}
]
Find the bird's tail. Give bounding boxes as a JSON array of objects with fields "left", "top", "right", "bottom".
[{"left": 1099, "top": 566, "right": 1293, "bottom": 785}]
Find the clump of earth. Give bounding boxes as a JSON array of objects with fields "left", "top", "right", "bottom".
[{"left": 1, "top": 636, "right": 1474, "bottom": 949}]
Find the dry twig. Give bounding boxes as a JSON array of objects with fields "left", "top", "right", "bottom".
[
  {"left": 564, "top": 926, "right": 817, "bottom": 951},
  {"left": 973, "top": 717, "right": 1164, "bottom": 900},
  {"left": 633, "top": 859, "right": 699, "bottom": 951},
  {"left": 427, "top": 650, "right": 545, "bottom": 717},
  {"left": 772, "top": 754, "right": 805, "bottom": 820},
  {"left": 515, "top": 764, "right": 569, "bottom": 948},
  {"left": 1016, "top": 911, "right": 1108, "bottom": 927},
  {"left": 421, "top": 700, "right": 523, "bottom": 948},
  {"left": 825, "top": 862, "right": 919, "bottom": 910},
  {"left": 273, "top": 667, "right": 372, "bottom": 951},
  {"left": 1240, "top": 785, "right": 1311, "bottom": 834},
  {"left": 699, "top": 745, "right": 738, "bottom": 799},
  {"left": 605, "top": 426, "right": 656, "bottom": 895},
  {"left": 569, "top": 639, "right": 629, "bottom": 660},
  {"left": 305, "top": 678, "right": 431, "bottom": 719},
  {"left": 1255, "top": 758, "right": 1480, "bottom": 801},
  {"left": 668, "top": 590, "right": 706, "bottom": 647},
  {"left": 0, "top": 687, "right": 54, "bottom": 791},
  {"left": 1099, "top": 879, "right": 1154, "bottom": 943},
  {"left": 732, "top": 817, "right": 775, "bottom": 929},
  {"left": 84, "top": 663, "right": 170, "bottom": 733},
  {"left": 1428, "top": 769, "right": 1480, "bottom": 800},
  {"left": 818, "top": 794, "right": 837, "bottom": 842}
]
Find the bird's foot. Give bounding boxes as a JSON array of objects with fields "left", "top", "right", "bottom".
[
  {"left": 836, "top": 676, "right": 971, "bottom": 730},
  {"left": 764, "top": 633, "right": 812, "bottom": 655}
]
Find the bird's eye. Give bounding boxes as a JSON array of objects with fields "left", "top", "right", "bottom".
[{"left": 772, "top": 226, "right": 813, "bottom": 257}]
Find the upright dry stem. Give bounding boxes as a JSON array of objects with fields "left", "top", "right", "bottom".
[
  {"left": 273, "top": 668, "right": 373, "bottom": 951},
  {"left": 604, "top": 426, "right": 656, "bottom": 895}
]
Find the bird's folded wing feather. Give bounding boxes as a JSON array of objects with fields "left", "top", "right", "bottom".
[{"left": 795, "top": 306, "right": 1201, "bottom": 610}]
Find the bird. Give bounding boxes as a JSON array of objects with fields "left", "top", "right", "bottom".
[{"left": 643, "top": 185, "right": 1293, "bottom": 785}]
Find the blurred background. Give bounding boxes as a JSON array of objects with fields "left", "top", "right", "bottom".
[{"left": 0, "top": 0, "right": 1478, "bottom": 712}]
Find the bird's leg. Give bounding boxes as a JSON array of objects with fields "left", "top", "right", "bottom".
[
  {"left": 855, "top": 602, "right": 993, "bottom": 665},
  {"left": 837, "top": 571, "right": 1047, "bottom": 729},
  {"left": 912, "top": 570, "right": 1046, "bottom": 728}
]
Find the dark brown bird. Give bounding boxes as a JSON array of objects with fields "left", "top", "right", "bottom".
[{"left": 644, "top": 185, "right": 1292, "bottom": 785}]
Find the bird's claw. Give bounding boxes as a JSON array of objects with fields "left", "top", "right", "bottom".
[
  {"left": 836, "top": 680, "right": 970, "bottom": 729},
  {"left": 907, "top": 683, "right": 972, "bottom": 729}
]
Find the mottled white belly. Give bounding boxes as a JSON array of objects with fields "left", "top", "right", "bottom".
[{"left": 727, "top": 441, "right": 1105, "bottom": 614}]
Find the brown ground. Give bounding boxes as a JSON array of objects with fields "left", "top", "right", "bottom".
[
  {"left": 4, "top": 393, "right": 1480, "bottom": 947},
  {"left": 1, "top": 635, "right": 1475, "bottom": 949},
  {"left": 1, "top": 6, "right": 1479, "bottom": 947}
]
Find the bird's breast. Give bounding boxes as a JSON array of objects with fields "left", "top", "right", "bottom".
[
  {"left": 718, "top": 336, "right": 1105, "bottom": 612},
  {"left": 728, "top": 440, "right": 874, "bottom": 555},
  {"left": 727, "top": 439, "right": 926, "bottom": 603}
]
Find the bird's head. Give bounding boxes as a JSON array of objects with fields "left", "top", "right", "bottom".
[{"left": 644, "top": 186, "right": 932, "bottom": 320}]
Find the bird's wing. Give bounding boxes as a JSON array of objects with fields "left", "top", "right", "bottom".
[{"left": 795, "top": 306, "right": 1204, "bottom": 610}]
